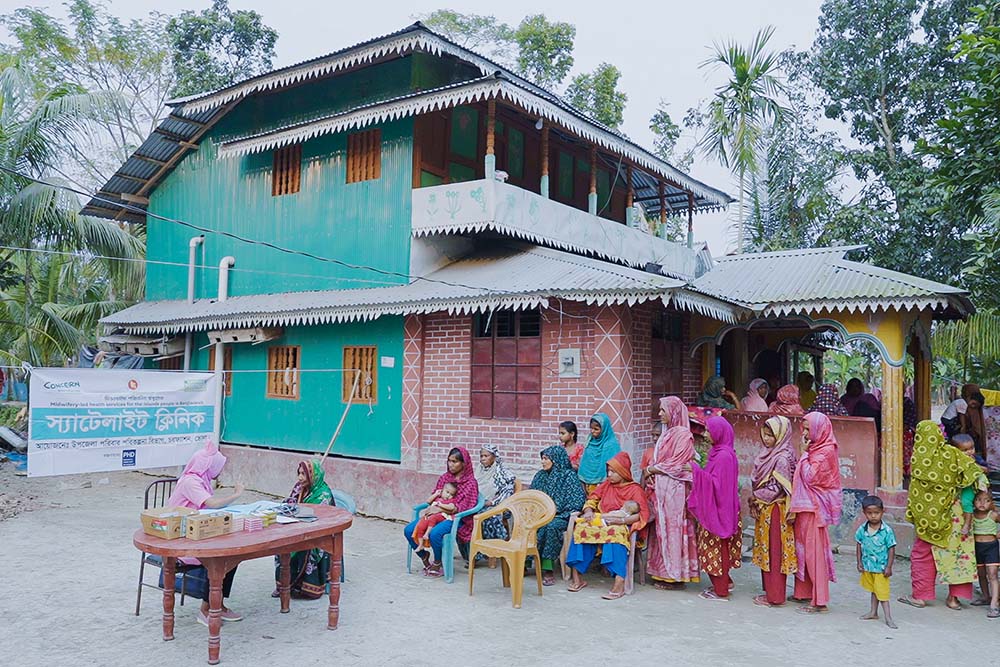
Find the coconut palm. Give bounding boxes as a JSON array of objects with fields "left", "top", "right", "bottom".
[
  {"left": 0, "top": 59, "right": 144, "bottom": 365},
  {"left": 698, "top": 27, "right": 787, "bottom": 253}
]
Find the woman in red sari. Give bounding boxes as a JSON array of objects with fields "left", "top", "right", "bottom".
[
  {"left": 687, "top": 416, "right": 742, "bottom": 601},
  {"left": 566, "top": 452, "right": 649, "bottom": 600},
  {"left": 789, "top": 411, "right": 843, "bottom": 613}
]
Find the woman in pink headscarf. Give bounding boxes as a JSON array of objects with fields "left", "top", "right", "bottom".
[
  {"left": 687, "top": 416, "right": 742, "bottom": 600},
  {"left": 743, "top": 378, "right": 770, "bottom": 413},
  {"left": 789, "top": 412, "right": 843, "bottom": 614},
  {"left": 643, "top": 397, "right": 700, "bottom": 589},
  {"left": 167, "top": 439, "right": 245, "bottom": 625},
  {"left": 641, "top": 396, "right": 690, "bottom": 486},
  {"left": 770, "top": 384, "right": 804, "bottom": 416}
]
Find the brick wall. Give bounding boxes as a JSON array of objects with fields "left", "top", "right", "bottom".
[{"left": 403, "top": 301, "right": 705, "bottom": 481}]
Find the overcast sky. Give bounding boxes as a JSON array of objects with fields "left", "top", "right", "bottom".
[{"left": 1, "top": 0, "right": 827, "bottom": 253}]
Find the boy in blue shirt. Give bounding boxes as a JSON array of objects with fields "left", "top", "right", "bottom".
[{"left": 856, "top": 495, "right": 897, "bottom": 629}]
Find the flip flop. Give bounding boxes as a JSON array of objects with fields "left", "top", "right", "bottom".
[
  {"left": 796, "top": 605, "right": 829, "bottom": 614},
  {"left": 699, "top": 590, "right": 728, "bottom": 602},
  {"left": 542, "top": 574, "right": 556, "bottom": 587},
  {"left": 602, "top": 590, "right": 625, "bottom": 600},
  {"left": 989, "top": 607, "right": 1000, "bottom": 619},
  {"left": 971, "top": 598, "right": 991, "bottom": 606},
  {"left": 653, "top": 581, "right": 683, "bottom": 591},
  {"left": 753, "top": 594, "right": 778, "bottom": 607},
  {"left": 568, "top": 581, "right": 588, "bottom": 593},
  {"left": 946, "top": 602, "right": 963, "bottom": 611},
  {"left": 897, "top": 596, "right": 927, "bottom": 609}
]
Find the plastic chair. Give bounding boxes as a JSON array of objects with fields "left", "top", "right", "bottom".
[
  {"left": 406, "top": 494, "right": 485, "bottom": 583},
  {"left": 468, "top": 490, "right": 556, "bottom": 608},
  {"left": 135, "top": 478, "right": 197, "bottom": 616},
  {"left": 561, "top": 511, "right": 640, "bottom": 594}
]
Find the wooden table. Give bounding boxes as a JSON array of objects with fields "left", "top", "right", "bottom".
[{"left": 133, "top": 504, "right": 353, "bottom": 665}]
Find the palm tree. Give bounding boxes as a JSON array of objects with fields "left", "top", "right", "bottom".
[
  {"left": 0, "top": 60, "right": 144, "bottom": 366},
  {"left": 698, "top": 27, "right": 787, "bottom": 253}
]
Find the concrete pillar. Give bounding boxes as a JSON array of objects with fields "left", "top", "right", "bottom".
[
  {"left": 485, "top": 98, "right": 496, "bottom": 180},
  {"left": 540, "top": 124, "right": 549, "bottom": 198},
  {"left": 880, "top": 361, "right": 904, "bottom": 489}
]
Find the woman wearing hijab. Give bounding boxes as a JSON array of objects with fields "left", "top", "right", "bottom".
[
  {"left": 789, "top": 412, "right": 843, "bottom": 614},
  {"left": 743, "top": 379, "right": 770, "bottom": 413},
  {"left": 902, "top": 397, "right": 918, "bottom": 477},
  {"left": 840, "top": 378, "right": 865, "bottom": 415},
  {"left": 641, "top": 396, "right": 690, "bottom": 486},
  {"left": 166, "top": 439, "right": 244, "bottom": 625},
  {"left": 687, "top": 416, "right": 742, "bottom": 601},
  {"left": 273, "top": 460, "right": 334, "bottom": 599},
  {"left": 531, "top": 446, "right": 587, "bottom": 586},
  {"left": 566, "top": 451, "right": 649, "bottom": 599},
  {"left": 404, "top": 447, "right": 479, "bottom": 578},
  {"left": 962, "top": 383, "right": 988, "bottom": 459},
  {"left": 851, "top": 392, "right": 882, "bottom": 431},
  {"left": 644, "top": 404, "right": 700, "bottom": 589},
  {"left": 750, "top": 416, "right": 798, "bottom": 607},
  {"left": 797, "top": 372, "right": 817, "bottom": 411},
  {"left": 770, "top": 384, "right": 804, "bottom": 416},
  {"left": 900, "top": 421, "right": 987, "bottom": 610},
  {"left": 697, "top": 376, "right": 741, "bottom": 410},
  {"left": 578, "top": 412, "right": 621, "bottom": 491},
  {"left": 473, "top": 443, "right": 517, "bottom": 559},
  {"left": 811, "top": 383, "right": 848, "bottom": 417}
]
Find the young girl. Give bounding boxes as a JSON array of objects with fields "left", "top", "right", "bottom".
[
  {"left": 559, "top": 421, "right": 582, "bottom": 471},
  {"left": 971, "top": 489, "right": 1000, "bottom": 618}
]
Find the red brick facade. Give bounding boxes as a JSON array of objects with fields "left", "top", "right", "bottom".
[{"left": 402, "top": 300, "right": 703, "bottom": 479}]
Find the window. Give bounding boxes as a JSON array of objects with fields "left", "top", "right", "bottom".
[
  {"left": 272, "top": 143, "right": 302, "bottom": 196},
  {"left": 651, "top": 312, "right": 684, "bottom": 417},
  {"left": 157, "top": 356, "right": 182, "bottom": 371},
  {"left": 207, "top": 346, "right": 233, "bottom": 396},
  {"left": 342, "top": 346, "right": 377, "bottom": 403},
  {"left": 266, "top": 345, "right": 300, "bottom": 400},
  {"left": 471, "top": 310, "right": 541, "bottom": 420},
  {"left": 557, "top": 150, "right": 574, "bottom": 201},
  {"left": 346, "top": 128, "right": 381, "bottom": 183}
]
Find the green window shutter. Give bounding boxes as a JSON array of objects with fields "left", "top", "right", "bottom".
[
  {"left": 450, "top": 106, "right": 479, "bottom": 160},
  {"left": 508, "top": 127, "right": 524, "bottom": 180},
  {"left": 558, "top": 150, "right": 574, "bottom": 200}
]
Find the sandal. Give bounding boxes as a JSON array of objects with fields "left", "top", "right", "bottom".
[
  {"left": 699, "top": 590, "right": 728, "bottom": 602},
  {"left": 946, "top": 601, "right": 963, "bottom": 611},
  {"left": 423, "top": 563, "right": 443, "bottom": 578},
  {"left": 897, "top": 596, "right": 927, "bottom": 609},
  {"left": 989, "top": 607, "right": 1000, "bottom": 619},
  {"left": 753, "top": 594, "right": 779, "bottom": 607},
  {"left": 789, "top": 597, "right": 810, "bottom": 604},
  {"left": 567, "top": 581, "right": 588, "bottom": 593},
  {"left": 653, "top": 581, "right": 683, "bottom": 591},
  {"left": 602, "top": 589, "right": 626, "bottom": 600},
  {"left": 796, "top": 605, "right": 829, "bottom": 614},
  {"left": 971, "top": 597, "right": 991, "bottom": 606},
  {"left": 542, "top": 573, "right": 556, "bottom": 587}
]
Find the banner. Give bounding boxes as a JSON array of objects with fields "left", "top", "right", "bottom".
[{"left": 28, "top": 368, "right": 218, "bottom": 477}]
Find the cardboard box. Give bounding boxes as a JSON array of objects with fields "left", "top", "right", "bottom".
[
  {"left": 140, "top": 507, "right": 198, "bottom": 540},
  {"left": 183, "top": 512, "right": 232, "bottom": 540}
]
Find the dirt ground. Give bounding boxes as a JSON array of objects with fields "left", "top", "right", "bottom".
[{"left": 0, "top": 462, "right": 985, "bottom": 666}]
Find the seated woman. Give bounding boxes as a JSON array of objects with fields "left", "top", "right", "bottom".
[
  {"left": 166, "top": 439, "right": 244, "bottom": 626},
  {"left": 743, "top": 379, "right": 771, "bottom": 412},
  {"left": 697, "top": 375, "right": 742, "bottom": 411},
  {"left": 578, "top": 412, "right": 621, "bottom": 492},
  {"left": 403, "top": 447, "right": 479, "bottom": 578},
  {"left": 566, "top": 452, "right": 649, "bottom": 600},
  {"left": 770, "top": 384, "right": 804, "bottom": 416},
  {"left": 472, "top": 443, "right": 517, "bottom": 564},
  {"left": 531, "top": 446, "right": 587, "bottom": 586},
  {"left": 273, "top": 460, "right": 333, "bottom": 599},
  {"left": 811, "top": 383, "right": 848, "bottom": 417}
]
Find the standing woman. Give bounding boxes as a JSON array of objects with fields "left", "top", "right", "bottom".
[
  {"left": 531, "top": 446, "right": 587, "bottom": 586},
  {"left": 687, "top": 416, "right": 743, "bottom": 601},
  {"left": 789, "top": 412, "right": 843, "bottom": 614},
  {"left": 641, "top": 396, "right": 690, "bottom": 486},
  {"left": 578, "top": 412, "right": 621, "bottom": 491},
  {"left": 900, "top": 420, "right": 987, "bottom": 610},
  {"left": 645, "top": 412, "right": 700, "bottom": 589},
  {"left": 473, "top": 443, "right": 517, "bottom": 558},
  {"left": 812, "top": 383, "right": 848, "bottom": 417},
  {"left": 750, "top": 416, "right": 798, "bottom": 607},
  {"left": 403, "top": 447, "right": 479, "bottom": 578}
]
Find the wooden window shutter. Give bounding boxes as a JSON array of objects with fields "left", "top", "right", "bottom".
[
  {"left": 343, "top": 346, "right": 377, "bottom": 403},
  {"left": 272, "top": 144, "right": 302, "bottom": 196},
  {"left": 266, "top": 345, "right": 300, "bottom": 400},
  {"left": 347, "top": 129, "right": 382, "bottom": 183},
  {"left": 207, "top": 347, "right": 233, "bottom": 396}
]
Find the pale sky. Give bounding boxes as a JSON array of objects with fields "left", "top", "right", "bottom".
[{"left": 0, "top": 0, "right": 828, "bottom": 253}]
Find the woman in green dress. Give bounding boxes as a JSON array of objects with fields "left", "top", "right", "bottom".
[{"left": 274, "top": 459, "right": 335, "bottom": 599}]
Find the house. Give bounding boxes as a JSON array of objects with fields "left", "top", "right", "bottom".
[{"left": 87, "top": 23, "right": 971, "bottom": 522}]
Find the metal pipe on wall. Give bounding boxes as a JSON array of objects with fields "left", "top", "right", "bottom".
[
  {"left": 213, "top": 256, "right": 235, "bottom": 439},
  {"left": 182, "top": 235, "right": 205, "bottom": 371}
]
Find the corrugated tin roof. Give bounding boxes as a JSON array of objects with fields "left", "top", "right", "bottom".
[
  {"left": 83, "top": 22, "right": 731, "bottom": 222},
  {"left": 100, "top": 244, "right": 743, "bottom": 335},
  {"left": 690, "top": 246, "right": 973, "bottom": 317}
]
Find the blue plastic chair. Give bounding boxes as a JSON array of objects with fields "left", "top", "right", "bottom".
[
  {"left": 327, "top": 490, "right": 356, "bottom": 587},
  {"left": 407, "top": 494, "right": 486, "bottom": 583}
]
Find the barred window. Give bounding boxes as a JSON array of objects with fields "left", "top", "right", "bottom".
[
  {"left": 208, "top": 346, "right": 233, "bottom": 397},
  {"left": 342, "top": 346, "right": 377, "bottom": 403},
  {"left": 272, "top": 143, "right": 302, "bottom": 196},
  {"left": 266, "top": 345, "right": 300, "bottom": 400},
  {"left": 471, "top": 310, "right": 541, "bottom": 420},
  {"left": 347, "top": 129, "right": 381, "bottom": 183}
]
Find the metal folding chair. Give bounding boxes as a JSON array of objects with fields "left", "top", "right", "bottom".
[{"left": 135, "top": 478, "right": 196, "bottom": 615}]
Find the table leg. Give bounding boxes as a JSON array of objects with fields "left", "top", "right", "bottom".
[
  {"left": 205, "top": 560, "right": 226, "bottom": 666},
  {"left": 162, "top": 556, "right": 176, "bottom": 641},
  {"left": 328, "top": 533, "right": 343, "bottom": 630},
  {"left": 278, "top": 553, "right": 291, "bottom": 614}
]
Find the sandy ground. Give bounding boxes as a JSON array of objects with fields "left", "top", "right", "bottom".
[{"left": 0, "top": 463, "right": 985, "bottom": 667}]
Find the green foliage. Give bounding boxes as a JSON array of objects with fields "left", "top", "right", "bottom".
[
  {"left": 511, "top": 15, "right": 575, "bottom": 89},
  {"left": 167, "top": 0, "right": 278, "bottom": 98},
  {"left": 649, "top": 100, "right": 681, "bottom": 161},
  {"left": 565, "top": 63, "right": 627, "bottom": 129},
  {"left": 417, "top": 10, "right": 513, "bottom": 57}
]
